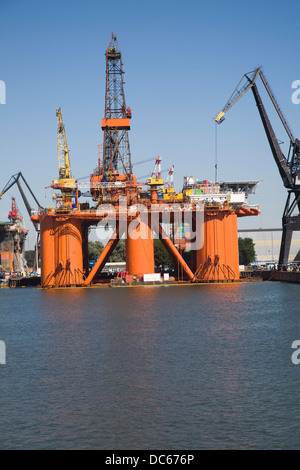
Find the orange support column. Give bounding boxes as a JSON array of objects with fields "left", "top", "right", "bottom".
[
  {"left": 40, "top": 215, "right": 56, "bottom": 287},
  {"left": 126, "top": 219, "right": 155, "bottom": 276},
  {"left": 194, "top": 210, "right": 239, "bottom": 281},
  {"left": 223, "top": 212, "right": 240, "bottom": 279},
  {"left": 55, "top": 217, "right": 85, "bottom": 286},
  {"left": 40, "top": 215, "right": 85, "bottom": 287}
]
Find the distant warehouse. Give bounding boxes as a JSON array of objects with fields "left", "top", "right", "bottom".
[{"left": 238, "top": 228, "right": 300, "bottom": 263}]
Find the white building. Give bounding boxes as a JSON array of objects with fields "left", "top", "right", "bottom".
[{"left": 238, "top": 228, "right": 300, "bottom": 263}]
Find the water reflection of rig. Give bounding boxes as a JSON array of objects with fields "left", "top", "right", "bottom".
[{"left": 28, "top": 34, "right": 259, "bottom": 288}]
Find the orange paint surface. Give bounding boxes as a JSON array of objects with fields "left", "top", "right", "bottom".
[
  {"left": 126, "top": 220, "right": 155, "bottom": 275},
  {"left": 101, "top": 118, "right": 131, "bottom": 130},
  {"left": 194, "top": 211, "right": 239, "bottom": 281},
  {"left": 40, "top": 215, "right": 85, "bottom": 287}
]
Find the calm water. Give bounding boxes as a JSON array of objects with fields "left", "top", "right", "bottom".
[{"left": 0, "top": 281, "right": 300, "bottom": 449}]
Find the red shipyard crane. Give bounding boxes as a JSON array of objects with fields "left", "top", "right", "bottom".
[
  {"left": 8, "top": 197, "right": 21, "bottom": 222},
  {"left": 0, "top": 175, "right": 42, "bottom": 272}
]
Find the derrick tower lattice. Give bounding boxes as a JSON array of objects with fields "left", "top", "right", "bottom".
[{"left": 102, "top": 34, "right": 132, "bottom": 177}]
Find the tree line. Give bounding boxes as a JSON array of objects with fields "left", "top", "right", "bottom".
[{"left": 25, "top": 238, "right": 256, "bottom": 268}]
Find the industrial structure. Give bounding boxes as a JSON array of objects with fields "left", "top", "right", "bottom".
[
  {"left": 0, "top": 172, "right": 43, "bottom": 272},
  {"left": 214, "top": 67, "right": 300, "bottom": 268},
  {"left": 29, "top": 34, "right": 259, "bottom": 288},
  {"left": 238, "top": 227, "right": 300, "bottom": 265},
  {"left": 0, "top": 197, "right": 28, "bottom": 276}
]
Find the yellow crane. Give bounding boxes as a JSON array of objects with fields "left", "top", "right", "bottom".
[
  {"left": 56, "top": 108, "right": 73, "bottom": 180},
  {"left": 52, "top": 108, "right": 76, "bottom": 210}
]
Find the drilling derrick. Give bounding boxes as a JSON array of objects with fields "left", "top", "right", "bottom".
[
  {"left": 91, "top": 33, "right": 137, "bottom": 204},
  {"left": 103, "top": 34, "right": 132, "bottom": 176}
]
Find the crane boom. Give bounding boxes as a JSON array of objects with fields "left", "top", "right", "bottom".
[
  {"left": 258, "top": 71, "right": 295, "bottom": 145},
  {"left": 214, "top": 67, "right": 300, "bottom": 267},
  {"left": 214, "top": 68, "right": 295, "bottom": 144},
  {"left": 56, "top": 108, "right": 72, "bottom": 179},
  {"left": 250, "top": 83, "right": 293, "bottom": 188},
  {"left": 0, "top": 172, "right": 42, "bottom": 272},
  {"left": 214, "top": 67, "right": 297, "bottom": 189},
  {"left": 0, "top": 172, "right": 43, "bottom": 222},
  {"left": 214, "top": 68, "right": 261, "bottom": 124},
  {"left": 53, "top": 108, "right": 77, "bottom": 210}
]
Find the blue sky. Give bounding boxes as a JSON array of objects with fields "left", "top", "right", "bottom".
[{"left": 0, "top": 0, "right": 299, "bottom": 248}]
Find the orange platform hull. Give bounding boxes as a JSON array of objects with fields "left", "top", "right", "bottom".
[{"left": 37, "top": 204, "right": 258, "bottom": 287}]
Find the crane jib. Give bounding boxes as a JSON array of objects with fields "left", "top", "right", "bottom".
[{"left": 214, "top": 67, "right": 300, "bottom": 267}]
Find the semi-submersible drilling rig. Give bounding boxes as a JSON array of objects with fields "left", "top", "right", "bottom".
[{"left": 31, "top": 34, "right": 259, "bottom": 288}]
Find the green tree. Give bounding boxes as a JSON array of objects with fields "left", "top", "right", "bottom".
[
  {"left": 88, "top": 241, "right": 104, "bottom": 260},
  {"left": 88, "top": 239, "right": 177, "bottom": 267},
  {"left": 108, "top": 239, "right": 126, "bottom": 262},
  {"left": 24, "top": 250, "right": 35, "bottom": 268},
  {"left": 238, "top": 237, "right": 256, "bottom": 265},
  {"left": 88, "top": 240, "right": 126, "bottom": 262},
  {"left": 154, "top": 239, "right": 176, "bottom": 269}
]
